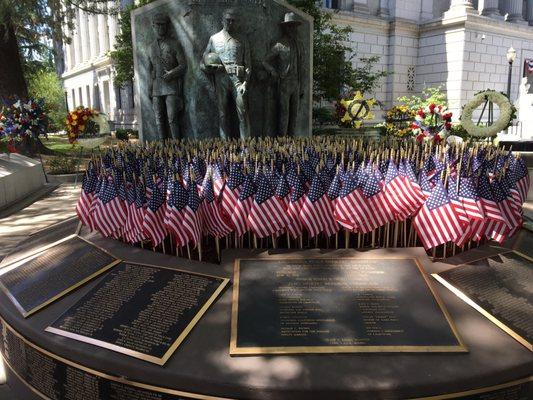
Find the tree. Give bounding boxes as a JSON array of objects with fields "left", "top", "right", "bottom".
[
  {"left": 287, "top": 0, "right": 389, "bottom": 101},
  {"left": 27, "top": 68, "right": 67, "bottom": 131},
  {"left": 110, "top": 0, "right": 151, "bottom": 87},
  {"left": 0, "top": 0, "right": 117, "bottom": 100}
]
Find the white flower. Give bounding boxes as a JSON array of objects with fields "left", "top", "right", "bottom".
[{"left": 461, "top": 91, "right": 513, "bottom": 137}]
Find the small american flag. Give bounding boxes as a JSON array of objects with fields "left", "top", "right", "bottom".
[
  {"left": 199, "top": 170, "right": 232, "bottom": 238},
  {"left": 412, "top": 180, "right": 463, "bottom": 250},
  {"left": 248, "top": 172, "right": 289, "bottom": 238},
  {"left": 92, "top": 176, "right": 127, "bottom": 238},
  {"left": 143, "top": 178, "right": 167, "bottom": 247},
  {"left": 334, "top": 170, "right": 363, "bottom": 232},
  {"left": 286, "top": 168, "right": 304, "bottom": 239},
  {"left": 362, "top": 169, "right": 395, "bottom": 229},
  {"left": 223, "top": 163, "right": 244, "bottom": 234},
  {"left": 165, "top": 178, "right": 189, "bottom": 248},
  {"left": 182, "top": 177, "right": 202, "bottom": 247},
  {"left": 384, "top": 160, "right": 420, "bottom": 220},
  {"left": 233, "top": 173, "right": 255, "bottom": 237},
  {"left": 76, "top": 163, "right": 97, "bottom": 230},
  {"left": 300, "top": 174, "right": 338, "bottom": 238}
]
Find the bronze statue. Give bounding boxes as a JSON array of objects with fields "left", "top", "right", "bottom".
[
  {"left": 148, "top": 13, "right": 186, "bottom": 140},
  {"left": 263, "top": 12, "right": 303, "bottom": 136},
  {"left": 201, "top": 9, "right": 251, "bottom": 139}
]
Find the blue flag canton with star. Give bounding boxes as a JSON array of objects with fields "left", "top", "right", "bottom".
[
  {"left": 227, "top": 163, "right": 244, "bottom": 190},
  {"left": 148, "top": 183, "right": 166, "bottom": 212},
  {"left": 100, "top": 177, "right": 119, "bottom": 205},
  {"left": 308, "top": 175, "right": 326, "bottom": 203},
  {"left": 186, "top": 178, "right": 201, "bottom": 212},
  {"left": 327, "top": 172, "right": 342, "bottom": 200},
  {"left": 385, "top": 160, "right": 399, "bottom": 185},
  {"left": 276, "top": 174, "right": 290, "bottom": 199},
  {"left": 362, "top": 171, "right": 382, "bottom": 198},
  {"left": 254, "top": 173, "right": 274, "bottom": 205},
  {"left": 426, "top": 181, "right": 451, "bottom": 211},
  {"left": 458, "top": 177, "right": 480, "bottom": 201},
  {"left": 82, "top": 164, "right": 98, "bottom": 194},
  {"left": 202, "top": 175, "right": 216, "bottom": 203},
  {"left": 239, "top": 174, "right": 256, "bottom": 201},
  {"left": 135, "top": 183, "right": 146, "bottom": 209},
  {"left": 171, "top": 180, "right": 189, "bottom": 211},
  {"left": 340, "top": 171, "right": 358, "bottom": 198},
  {"left": 478, "top": 176, "right": 494, "bottom": 201}
]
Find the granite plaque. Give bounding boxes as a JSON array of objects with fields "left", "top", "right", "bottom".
[
  {"left": 230, "top": 257, "right": 465, "bottom": 354},
  {"left": 434, "top": 251, "right": 533, "bottom": 351},
  {"left": 46, "top": 262, "right": 229, "bottom": 365},
  {"left": 0, "top": 235, "right": 120, "bottom": 317},
  {"left": 0, "top": 318, "right": 233, "bottom": 399}
]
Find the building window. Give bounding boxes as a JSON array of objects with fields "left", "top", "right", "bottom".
[
  {"left": 78, "top": 87, "right": 83, "bottom": 107},
  {"left": 71, "top": 89, "right": 76, "bottom": 108},
  {"left": 86, "top": 85, "right": 91, "bottom": 108},
  {"left": 407, "top": 66, "right": 415, "bottom": 92},
  {"left": 115, "top": 84, "right": 122, "bottom": 110},
  {"left": 103, "top": 80, "right": 110, "bottom": 114}
]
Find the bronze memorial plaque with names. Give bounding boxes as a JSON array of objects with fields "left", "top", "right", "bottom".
[
  {"left": 433, "top": 251, "right": 533, "bottom": 351},
  {"left": 46, "top": 262, "right": 229, "bottom": 365},
  {"left": 0, "top": 235, "right": 120, "bottom": 317},
  {"left": 230, "top": 257, "right": 465, "bottom": 355}
]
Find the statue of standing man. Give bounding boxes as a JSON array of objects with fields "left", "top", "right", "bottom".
[
  {"left": 201, "top": 9, "right": 251, "bottom": 140},
  {"left": 263, "top": 12, "right": 303, "bottom": 136},
  {"left": 148, "top": 13, "right": 186, "bottom": 140}
]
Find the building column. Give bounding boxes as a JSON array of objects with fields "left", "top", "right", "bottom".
[
  {"left": 73, "top": 11, "right": 82, "bottom": 65},
  {"left": 98, "top": 14, "right": 109, "bottom": 53},
  {"left": 507, "top": 0, "right": 527, "bottom": 23},
  {"left": 107, "top": 14, "right": 118, "bottom": 50},
  {"left": 527, "top": 0, "right": 533, "bottom": 25},
  {"left": 478, "top": 0, "right": 501, "bottom": 17},
  {"left": 78, "top": 10, "right": 89, "bottom": 61},
  {"left": 353, "top": 0, "right": 369, "bottom": 13},
  {"left": 378, "top": 0, "right": 389, "bottom": 17},
  {"left": 420, "top": 0, "right": 433, "bottom": 20},
  {"left": 444, "top": 0, "right": 474, "bottom": 18},
  {"left": 89, "top": 14, "right": 100, "bottom": 58}
]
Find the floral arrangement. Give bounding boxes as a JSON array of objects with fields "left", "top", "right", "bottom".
[
  {"left": 66, "top": 106, "right": 100, "bottom": 143},
  {"left": 335, "top": 91, "right": 377, "bottom": 129},
  {"left": 411, "top": 103, "right": 452, "bottom": 143},
  {"left": 0, "top": 98, "right": 48, "bottom": 140},
  {"left": 461, "top": 90, "right": 515, "bottom": 138},
  {"left": 382, "top": 105, "right": 415, "bottom": 137}
]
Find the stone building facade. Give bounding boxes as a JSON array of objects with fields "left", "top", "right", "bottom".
[
  {"left": 61, "top": 4, "right": 136, "bottom": 128},
  {"left": 61, "top": 0, "right": 533, "bottom": 136},
  {"left": 328, "top": 0, "right": 533, "bottom": 133}
]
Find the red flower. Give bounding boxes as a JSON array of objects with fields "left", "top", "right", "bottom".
[
  {"left": 445, "top": 122, "right": 452, "bottom": 130},
  {"left": 433, "top": 134, "right": 443, "bottom": 144},
  {"left": 417, "top": 110, "right": 426, "bottom": 119},
  {"left": 428, "top": 103, "right": 436, "bottom": 114},
  {"left": 7, "top": 138, "right": 17, "bottom": 153}
]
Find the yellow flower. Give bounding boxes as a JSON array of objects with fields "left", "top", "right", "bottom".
[
  {"left": 79, "top": 124, "right": 85, "bottom": 131},
  {"left": 71, "top": 121, "right": 77, "bottom": 126},
  {"left": 72, "top": 114, "right": 78, "bottom": 120},
  {"left": 82, "top": 115, "right": 88, "bottom": 121}
]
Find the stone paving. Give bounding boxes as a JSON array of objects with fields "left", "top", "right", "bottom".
[{"left": 0, "top": 184, "right": 79, "bottom": 263}]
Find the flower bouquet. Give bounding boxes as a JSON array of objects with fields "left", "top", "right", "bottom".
[
  {"left": 66, "top": 107, "right": 108, "bottom": 149},
  {"left": 0, "top": 98, "right": 48, "bottom": 153},
  {"left": 411, "top": 103, "right": 452, "bottom": 143},
  {"left": 383, "top": 105, "right": 415, "bottom": 138}
]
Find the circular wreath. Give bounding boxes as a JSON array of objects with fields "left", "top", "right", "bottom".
[
  {"left": 411, "top": 103, "right": 452, "bottom": 143},
  {"left": 461, "top": 90, "right": 513, "bottom": 138},
  {"left": 66, "top": 106, "right": 100, "bottom": 143},
  {"left": 384, "top": 105, "right": 415, "bottom": 138},
  {"left": 337, "top": 91, "right": 377, "bottom": 129}
]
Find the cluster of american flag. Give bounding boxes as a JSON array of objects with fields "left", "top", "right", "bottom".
[{"left": 76, "top": 137, "right": 529, "bottom": 260}]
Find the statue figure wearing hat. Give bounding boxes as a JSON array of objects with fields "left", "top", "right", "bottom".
[
  {"left": 201, "top": 9, "right": 251, "bottom": 140},
  {"left": 263, "top": 12, "right": 303, "bottom": 136},
  {"left": 148, "top": 13, "right": 186, "bottom": 140}
]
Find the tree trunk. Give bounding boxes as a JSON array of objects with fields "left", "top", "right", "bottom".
[{"left": 0, "top": 15, "right": 28, "bottom": 99}]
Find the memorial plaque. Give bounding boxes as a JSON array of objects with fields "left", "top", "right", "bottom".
[
  {"left": 46, "top": 262, "right": 229, "bottom": 365},
  {"left": 0, "top": 235, "right": 120, "bottom": 317},
  {"left": 0, "top": 318, "right": 234, "bottom": 399},
  {"left": 433, "top": 251, "right": 533, "bottom": 351},
  {"left": 230, "top": 257, "right": 465, "bottom": 355}
]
